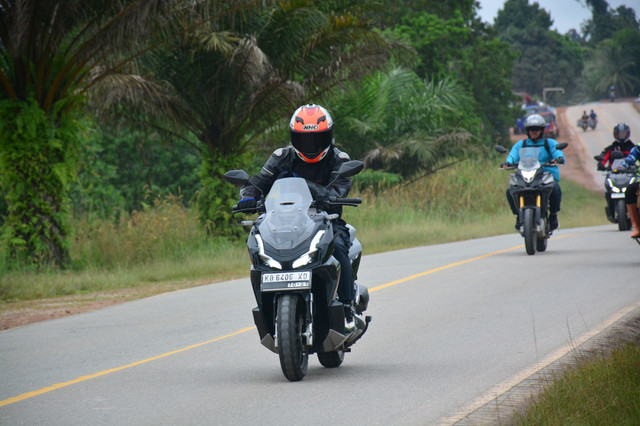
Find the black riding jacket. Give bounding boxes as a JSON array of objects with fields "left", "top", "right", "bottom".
[
  {"left": 599, "top": 140, "right": 636, "bottom": 168},
  {"left": 240, "top": 146, "right": 352, "bottom": 216}
]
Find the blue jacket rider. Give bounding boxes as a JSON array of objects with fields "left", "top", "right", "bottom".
[
  {"left": 615, "top": 145, "right": 640, "bottom": 237},
  {"left": 504, "top": 114, "right": 565, "bottom": 231}
]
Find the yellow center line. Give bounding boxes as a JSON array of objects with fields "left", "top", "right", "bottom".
[
  {"left": 370, "top": 233, "right": 572, "bottom": 293},
  {"left": 1, "top": 232, "right": 577, "bottom": 407},
  {"left": 0, "top": 326, "right": 256, "bottom": 407}
]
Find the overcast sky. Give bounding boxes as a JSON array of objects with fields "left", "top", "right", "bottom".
[{"left": 475, "top": 0, "right": 634, "bottom": 34}]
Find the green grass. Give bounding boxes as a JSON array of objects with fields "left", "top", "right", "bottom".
[
  {"left": 514, "top": 342, "right": 640, "bottom": 425},
  {"left": 0, "top": 157, "right": 607, "bottom": 301}
]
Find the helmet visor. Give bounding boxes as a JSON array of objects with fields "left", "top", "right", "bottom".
[{"left": 291, "top": 129, "right": 332, "bottom": 158}]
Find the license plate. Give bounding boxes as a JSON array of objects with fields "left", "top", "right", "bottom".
[
  {"left": 261, "top": 271, "right": 311, "bottom": 292},
  {"left": 611, "top": 193, "right": 625, "bottom": 199}
]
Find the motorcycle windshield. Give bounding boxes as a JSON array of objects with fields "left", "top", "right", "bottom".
[
  {"left": 610, "top": 159, "right": 626, "bottom": 170},
  {"left": 518, "top": 147, "right": 541, "bottom": 172},
  {"left": 259, "top": 177, "right": 316, "bottom": 249}
]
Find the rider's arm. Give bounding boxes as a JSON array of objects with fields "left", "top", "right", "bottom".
[
  {"left": 324, "top": 149, "right": 352, "bottom": 199},
  {"left": 239, "top": 149, "right": 288, "bottom": 199},
  {"left": 506, "top": 141, "right": 523, "bottom": 164}
]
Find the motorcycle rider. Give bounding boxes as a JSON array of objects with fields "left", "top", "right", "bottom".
[
  {"left": 589, "top": 109, "right": 597, "bottom": 126},
  {"left": 597, "top": 123, "right": 636, "bottom": 222},
  {"left": 236, "top": 104, "right": 358, "bottom": 331},
  {"left": 503, "top": 114, "right": 566, "bottom": 231},
  {"left": 614, "top": 144, "right": 640, "bottom": 238},
  {"left": 598, "top": 123, "right": 635, "bottom": 170},
  {"left": 581, "top": 110, "right": 589, "bottom": 125}
]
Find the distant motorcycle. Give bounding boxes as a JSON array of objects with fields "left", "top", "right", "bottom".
[
  {"left": 577, "top": 118, "right": 589, "bottom": 132},
  {"left": 496, "top": 143, "right": 568, "bottom": 255},
  {"left": 589, "top": 118, "right": 597, "bottom": 130}
]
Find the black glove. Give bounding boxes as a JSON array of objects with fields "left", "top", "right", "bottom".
[
  {"left": 552, "top": 157, "right": 564, "bottom": 165},
  {"left": 597, "top": 163, "right": 606, "bottom": 171},
  {"left": 236, "top": 197, "right": 257, "bottom": 210},
  {"left": 307, "top": 182, "right": 329, "bottom": 200}
]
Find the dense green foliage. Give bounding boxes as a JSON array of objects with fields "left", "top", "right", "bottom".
[
  {"left": 494, "top": 0, "right": 640, "bottom": 103},
  {"left": 2, "top": 0, "right": 640, "bottom": 269}
]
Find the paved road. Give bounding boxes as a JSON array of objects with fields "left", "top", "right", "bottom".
[{"left": 1, "top": 226, "right": 639, "bottom": 425}]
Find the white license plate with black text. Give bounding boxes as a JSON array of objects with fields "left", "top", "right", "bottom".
[
  {"left": 261, "top": 271, "right": 311, "bottom": 291},
  {"left": 610, "top": 193, "right": 625, "bottom": 199}
]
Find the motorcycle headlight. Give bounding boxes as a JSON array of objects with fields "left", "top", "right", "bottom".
[
  {"left": 521, "top": 170, "right": 536, "bottom": 183},
  {"left": 292, "top": 230, "right": 326, "bottom": 269},
  {"left": 255, "top": 234, "right": 282, "bottom": 269}
]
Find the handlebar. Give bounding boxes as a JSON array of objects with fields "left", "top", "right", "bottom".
[
  {"left": 499, "top": 161, "right": 564, "bottom": 170},
  {"left": 232, "top": 197, "right": 362, "bottom": 214}
]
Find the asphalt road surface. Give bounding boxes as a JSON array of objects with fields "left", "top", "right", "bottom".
[{"left": 1, "top": 224, "right": 639, "bottom": 425}]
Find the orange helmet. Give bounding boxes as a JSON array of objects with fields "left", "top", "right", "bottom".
[{"left": 289, "top": 104, "right": 334, "bottom": 163}]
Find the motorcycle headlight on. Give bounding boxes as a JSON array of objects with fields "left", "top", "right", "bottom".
[
  {"left": 292, "top": 230, "right": 326, "bottom": 269},
  {"left": 254, "top": 234, "right": 282, "bottom": 270},
  {"left": 606, "top": 178, "right": 621, "bottom": 192},
  {"left": 521, "top": 169, "right": 536, "bottom": 183}
]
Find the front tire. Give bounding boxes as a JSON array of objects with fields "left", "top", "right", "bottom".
[
  {"left": 277, "top": 294, "right": 308, "bottom": 381},
  {"left": 616, "top": 199, "right": 630, "bottom": 231},
  {"left": 523, "top": 209, "right": 536, "bottom": 255}
]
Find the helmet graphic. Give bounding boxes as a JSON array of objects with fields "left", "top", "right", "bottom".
[
  {"left": 289, "top": 104, "right": 334, "bottom": 163},
  {"left": 613, "top": 123, "right": 630, "bottom": 143}
]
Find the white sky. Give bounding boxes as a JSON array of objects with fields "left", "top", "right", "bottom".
[{"left": 475, "top": 0, "right": 636, "bottom": 34}]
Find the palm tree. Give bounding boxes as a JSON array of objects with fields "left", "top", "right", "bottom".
[
  {"left": 332, "top": 68, "right": 473, "bottom": 178},
  {"left": 99, "top": 0, "right": 398, "bottom": 234},
  {"left": 595, "top": 42, "right": 640, "bottom": 97},
  {"left": 0, "top": 0, "right": 260, "bottom": 266}
]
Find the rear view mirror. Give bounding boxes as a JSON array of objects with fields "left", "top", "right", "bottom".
[{"left": 224, "top": 170, "right": 250, "bottom": 186}]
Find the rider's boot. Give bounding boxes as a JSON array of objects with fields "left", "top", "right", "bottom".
[
  {"left": 627, "top": 204, "right": 640, "bottom": 238},
  {"left": 343, "top": 303, "right": 356, "bottom": 333}
]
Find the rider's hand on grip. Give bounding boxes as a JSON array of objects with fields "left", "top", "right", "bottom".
[
  {"left": 308, "top": 182, "right": 329, "bottom": 200},
  {"left": 235, "top": 197, "right": 257, "bottom": 212},
  {"left": 501, "top": 162, "right": 513, "bottom": 169}
]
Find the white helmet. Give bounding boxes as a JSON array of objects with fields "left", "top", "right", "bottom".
[{"left": 524, "top": 114, "right": 545, "bottom": 130}]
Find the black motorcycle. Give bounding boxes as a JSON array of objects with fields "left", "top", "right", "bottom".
[
  {"left": 224, "top": 160, "right": 371, "bottom": 381},
  {"left": 496, "top": 143, "right": 567, "bottom": 255},
  {"left": 595, "top": 151, "right": 639, "bottom": 231}
]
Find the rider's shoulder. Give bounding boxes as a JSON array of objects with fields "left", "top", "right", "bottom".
[
  {"left": 332, "top": 147, "right": 351, "bottom": 161},
  {"left": 272, "top": 146, "right": 296, "bottom": 157}
]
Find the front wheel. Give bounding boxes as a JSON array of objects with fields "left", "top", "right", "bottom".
[
  {"left": 277, "top": 294, "right": 308, "bottom": 381},
  {"left": 523, "top": 209, "right": 536, "bottom": 255},
  {"left": 616, "top": 199, "right": 630, "bottom": 231}
]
